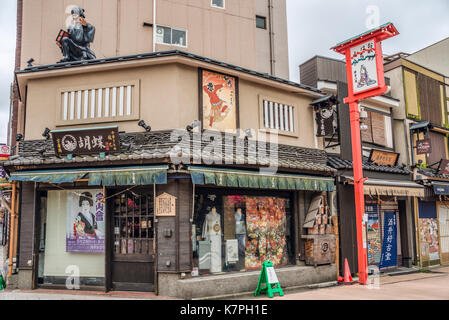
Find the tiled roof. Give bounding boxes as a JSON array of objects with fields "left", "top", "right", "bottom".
[
  {"left": 416, "top": 167, "right": 449, "bottom": 180},
  {"left": 17, "top": 50, "right": 322, "bottom": 95},
  {"left": 2, "top": 130, "right": 336, "bottom": 175},
  {"left": 327, "top": 156, "right": 411, "bottom": 175}
]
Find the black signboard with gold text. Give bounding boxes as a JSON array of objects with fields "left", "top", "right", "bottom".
[
  {"left": 416, "top": 139, "right": 432, "bottom": 155},
  {"left": 52, "top": 126, "right": 120, "bottom": 156}
]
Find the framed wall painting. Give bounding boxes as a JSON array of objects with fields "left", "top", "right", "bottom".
[{"left": 199, "top": 68, "right": 239, "bottom": 132}]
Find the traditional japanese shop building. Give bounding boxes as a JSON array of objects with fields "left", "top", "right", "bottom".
[
  {"left": 3, "top": 51, "right": 339, "bottom": 298},
  {"left": 384, "top": 56, "right": 449, "bottom": 268},
  {"left": 301, "top": 56, "right": 424, "bottom": 274}
]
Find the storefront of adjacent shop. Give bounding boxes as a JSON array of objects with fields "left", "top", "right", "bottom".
[
  {"left": 329, "top": 156, "right": 424, "bottom": 274},
  {"left": 414, "top": 169, "right": 449, "bottom": 267},
  {"left": 3, "top": 131, "right": 338, "bottom": 298}
]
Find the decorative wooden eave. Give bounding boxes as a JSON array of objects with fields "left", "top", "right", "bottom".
[{"left": 331, "top": 22, "right": 399, "bottom": 54}]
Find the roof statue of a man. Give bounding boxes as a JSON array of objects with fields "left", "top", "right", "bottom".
[{"left": 57, "top": 7, "right": 96, "bottom": 63}]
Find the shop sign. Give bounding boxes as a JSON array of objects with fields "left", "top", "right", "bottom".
[
  {"left": 368, "top": 149, "right": 399, "bottom": 166},
  {"left": 416, "top": 139, "right": 432, "bottom": 155},
  {"left": 0, "top": 145, "right": 10, "bottom": 159},
  {"left": 350, "top": 39, "right": 380, "bottom": 95},
  {"left": 379, "top": 212, "right": 397, "bottom": 269},
  {"left": 254, "top": 261, "right": 284, "bottom": 298},
  {"left": 155, "top": 192, "right": 177, "bottom": 217},
  {"left": 433, "top": 184, "right": 449, "bottom": 195},
  {"left": 52, "top": 126, "right": 120, "bottom": 156},
  {"left": 315, "top": 107, "right": 335, "bottom": 137},
  {"left": 439, "top": 159, "right": 449, "bottom": 175}
]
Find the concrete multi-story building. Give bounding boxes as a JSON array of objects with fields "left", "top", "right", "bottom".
[
  {"left": 2, "top": 0, "right": 342, "bottom": 299},
  {"left": 9, "top": 0, "right": 290, "bottom": 146},
  {"left": 406, "top": 37, "right": 449, "bottom": 77}
]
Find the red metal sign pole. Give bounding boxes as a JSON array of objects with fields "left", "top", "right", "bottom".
[
  {"left": 349, "top": 101, "right": 368, "bottom": 285},
  {"left": 332, "top": 22, "right": 399, "bottom": 285}
]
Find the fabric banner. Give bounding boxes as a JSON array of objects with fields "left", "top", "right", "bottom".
[
  {"left": 379, "top": 211, "right": 397, "bottom": 269},
  {"left": 245, "top": 197, "right": 288, "bottom": 269},
  {"left": 66, "top": 189, "right": 105, "bottom": 253},
  {"left": 365, "top": 202, "right": 381, "bottom": 265}
]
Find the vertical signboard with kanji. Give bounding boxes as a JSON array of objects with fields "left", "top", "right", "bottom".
[
  {"left": 379, "top": 212, "right": 397, "bottom": 269},
  {"left": 350, "top": 39, "right": 379, "bottom": 94}
]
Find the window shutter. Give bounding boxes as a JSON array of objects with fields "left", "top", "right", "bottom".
[
  {"left": 427, "top": 131, "right": 446, "bottom": 166},
  {"left": 361, "top": 111, "right": 373, "bottom": 144},
  {"left": 371, "top": 112, "right": 386, "bottom": 146}
]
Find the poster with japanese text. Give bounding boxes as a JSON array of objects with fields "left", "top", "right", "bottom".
[
  {"left": 201, "top": 70, "right": 237, "bottom": 132},
  {"left": 66, "top": 189, "right": 105, "bottom": 253},
  {"left": 350, "top": 39, "right": 379, "bottom": 94},
  {"left": 365, "top": 203, "right": 381, "bottom": 265}
]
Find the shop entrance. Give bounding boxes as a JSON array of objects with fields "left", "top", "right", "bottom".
[{"left": 109, "top": 189, "right": 155, "bottom": 292}]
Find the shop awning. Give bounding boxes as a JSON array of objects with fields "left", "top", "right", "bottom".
[
  {"left": 9, "top": 165, "right": 168, "bottom": 186},
  {"left": 433, "top": 183, "right": 449, "bottom": 195},
  {"left": 344, "top": 177, "right": 425, "bottom": 197},
  {"left": 189, "top": 166, "right": 335, "bottom": 192}
]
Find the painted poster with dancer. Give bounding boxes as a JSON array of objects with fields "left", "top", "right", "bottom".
[
  {"left": 201, "top": 70, "right": 237, "bottom": 132},
  {"left": 66, "top": 190, "right": 105, "bottom": 253},
  {"left": 350, "top": 39, "right": 379, "bottom": 94}
]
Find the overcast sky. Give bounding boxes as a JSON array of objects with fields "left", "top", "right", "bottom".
[{"left": 0, "top": 0, "right": 448, "bottom": 144}]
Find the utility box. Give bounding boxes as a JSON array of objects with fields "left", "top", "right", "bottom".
[{"left": 302, "top": 235, "right": 337, "bottom": 267}]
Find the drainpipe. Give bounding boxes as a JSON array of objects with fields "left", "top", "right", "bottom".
[
  {"left": 8, "top": 182, "right": 17, "bottom": 276},
  {"left": 268, "top": 0, "right": 275, "bottom": 76},
  {"left": 153, "top": 0, "right": 157, "bottom": 52},
  {"left": 409, "top": 127, "right": 416, "bottom": 167}
]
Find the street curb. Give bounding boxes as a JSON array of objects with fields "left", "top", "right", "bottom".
[{"left": 192, "top": 281, "right": 339, "bottom": 300}]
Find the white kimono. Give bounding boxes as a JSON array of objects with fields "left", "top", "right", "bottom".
[{"left": 202, "top": 211, "right": 222, "bottom": 273}]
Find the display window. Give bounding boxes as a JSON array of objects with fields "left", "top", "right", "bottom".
[
  {"left": 192, "top": 190, "right": 293, "bottom": 276},
  {"left": 37, "top": 189, "right": 105, "bottom": 287}
]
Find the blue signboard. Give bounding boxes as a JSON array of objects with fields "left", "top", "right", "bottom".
[
  {"left": 379, "top": 212, "right": 397, "bottom": 269},
  {"left": 434, "top": 184, "right": 449, "bottom": 195}
]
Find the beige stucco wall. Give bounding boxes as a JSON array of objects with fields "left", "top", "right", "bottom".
[
  {"left": 386, "top": 67, "right": 412, "bottom": 166},
  {"left": 407, "top": 37, "right": 449, "bottom": 77},
  {"left": 23, "top": 62, "right": 317, "bottom": 148},
  {"left": 20, "top": 0, "right": 288, "bottom": 79}
]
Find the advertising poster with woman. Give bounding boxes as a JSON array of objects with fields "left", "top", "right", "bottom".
[{"left": 66, "top": 190, "right": 105, "bottom": 253}]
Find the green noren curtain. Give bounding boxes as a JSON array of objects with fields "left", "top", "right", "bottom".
[
  {"left": 9, "top": 172, "right": 85, "bottom": 183},
  {"left": 9, "top": 166, "right": 168, "bottom": 187},
  {"left": 189, "top": 166, "right": 335, "bottom": 192},
  {"left": 88, "top": 168, "right": 167, "bottom": 186}
]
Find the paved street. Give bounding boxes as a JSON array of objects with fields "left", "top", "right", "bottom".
[
  {"left": 0, "top": 288, "right": 177, "bottom": 300},
  {"left": 0, "top": 267, "right": 448, "bottom": 300},
  {"left": 265, "top": 266, "right": 449, "bottom": 300}
]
